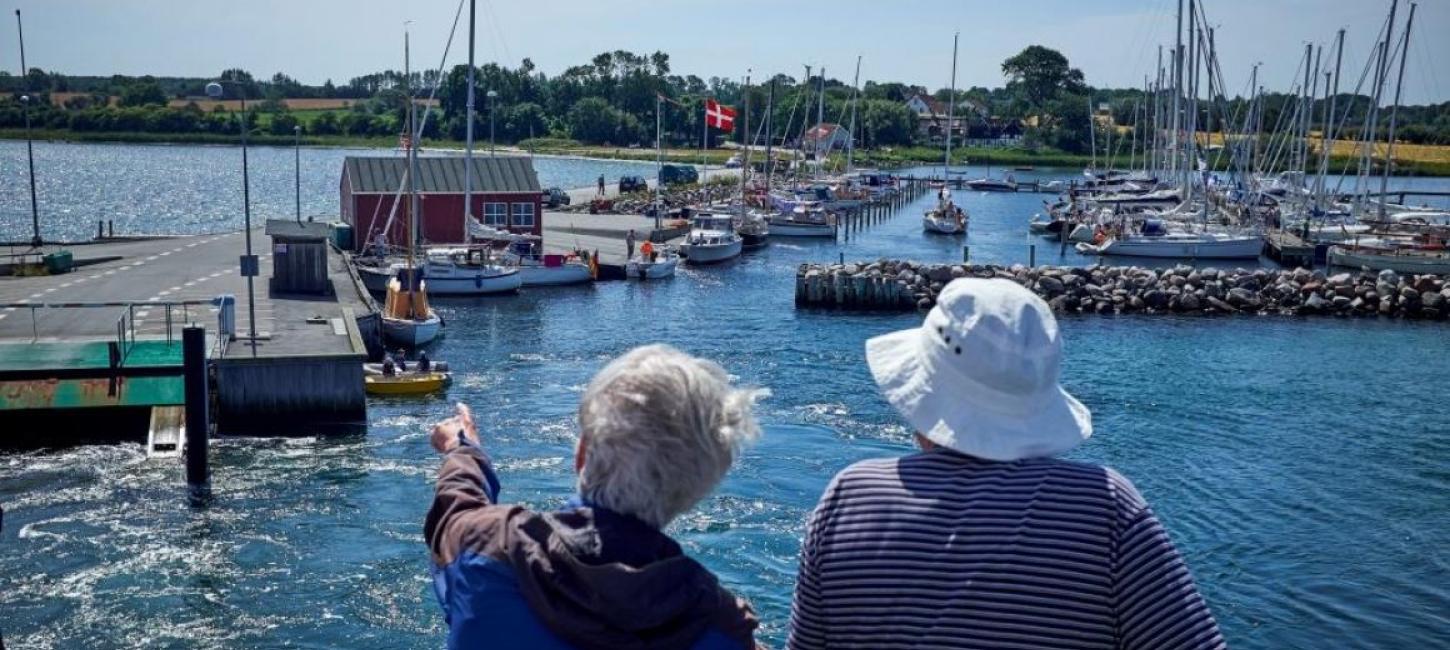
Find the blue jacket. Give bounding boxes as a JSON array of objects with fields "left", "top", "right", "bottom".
[{"left": 424, "top": 443, "right": 758, "bottom": 650}]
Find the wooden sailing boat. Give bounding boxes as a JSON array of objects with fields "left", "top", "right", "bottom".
[
  {"left": 381, "top": 26, "right": 442, "bottom": 347},
  {"left": 924, "top": 32, "right": 968, "bottom": 235}
]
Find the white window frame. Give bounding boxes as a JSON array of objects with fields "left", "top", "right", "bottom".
[
  {"left": 483, "top": 202, "right": 507, "bottom": 226},
  {"left": 511, "top": 202, "right": 536, "bottom": 228}
]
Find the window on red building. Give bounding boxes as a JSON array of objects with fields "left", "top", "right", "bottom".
[{"left": 511, "top": 202, "right": 536, "bottom": 227}]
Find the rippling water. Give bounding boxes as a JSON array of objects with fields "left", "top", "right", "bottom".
[
  {"left": 0, "top": 140, "right": 654, "bottom": 242},
  {"left": 2, "top": 147, "right": 1449, "bottom": 648}
]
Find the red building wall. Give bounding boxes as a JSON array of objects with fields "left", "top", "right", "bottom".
[{"left": 344, "top": 192, "right": 542, "bottom": 249}]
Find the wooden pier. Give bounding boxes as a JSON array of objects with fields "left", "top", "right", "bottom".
[{"left": 1263, "top": 230, "right": 1317, "bottom": 267}]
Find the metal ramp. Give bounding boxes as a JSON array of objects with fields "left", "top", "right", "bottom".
[{"left": 147, "top": 406, "right": 185, "bottom": 458}]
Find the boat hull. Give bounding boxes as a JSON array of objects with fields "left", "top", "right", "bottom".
[
  {"left": 365, "top": 371, "right": 450, "bottom": 396},
  {"left": 382, "top": 314, "right": 442, "bottom": 347},
  {"left": 1327, "top": 247, "right": 1450, "bottom": 274},
  {"left": 1086, "top": 236, "right": 1262, "bottom": 259},
  {"left": 357, "top": 264, "right": 394, "bottom": 293},
  {"left": 422, "top": 270, "right": 523, "bottom": 295},
  {"left": 922, "top": 215, "right": 966, "bottom": 235},
  {"left": 966, "top": 180, "right": 1017, "bottom": 192},
  {"left": 519, "top": 264, "right": 593, "bottom": 286},
  {"left": 739, "top": 232, "right": 770, "bottom": 249},
  {"left": 679, "top": 239, "right": 743, "bottom": 264},
  {"left": 767, "top": 222, "right": 835, "bottom": 238},
  {"left": 626, "top": 258, "right": 679, "bottom": 279}
]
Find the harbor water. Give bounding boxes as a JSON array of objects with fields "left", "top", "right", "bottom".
[{"left": 2, "top": 143, "right": 1449, "bottom": 648}]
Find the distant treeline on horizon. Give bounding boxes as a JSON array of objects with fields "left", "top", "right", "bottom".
[{"left": 1, "top": 46, "right": 1446, "bottom": 152}]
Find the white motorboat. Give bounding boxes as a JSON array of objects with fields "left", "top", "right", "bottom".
[
  {"left": 767, "top": 202, "right": 836, "bottom": 237},
  {"left": 503, "top": 237, "right": 594, "bottom": 286},
  {"left": 1078, "top": 231, "right": 1263, "bottom": 259},
  {"left": 678, "top": 212, "right": 743, "bottom": 264},
  {"left": 1328, "top": 245, "right": 1450, "bottom": 274},
  {"left": 625, "top": 246, "right": 679, "bottom": 279},
  {"left": 965, "top": 177, "right": 1018, "bottom": 192},
  {"left": 420, "top": 247, "right": 522, "bottom": 295}
]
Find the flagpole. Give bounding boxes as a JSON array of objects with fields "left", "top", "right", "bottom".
[
  {"left": 701, "top": 96, "right": 709, "bottom": 184},
  {"left": 740, "top": 71, "right": 751, "bottom": 214}
]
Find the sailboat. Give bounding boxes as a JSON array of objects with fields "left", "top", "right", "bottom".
[
  {"left": 381, "top": 27, "right": 442, "bottom": 347},
  {"left": 924, "top": 32, "right": 969, "bottom": 236}
]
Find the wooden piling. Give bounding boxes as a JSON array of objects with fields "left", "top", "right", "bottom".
[{"left": 183, "top": 324, "right": 210, "bottom": 497}]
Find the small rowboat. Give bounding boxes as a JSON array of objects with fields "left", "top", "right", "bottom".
[{"left": 365, "top": 371, "right": 451, "bottom": 396}]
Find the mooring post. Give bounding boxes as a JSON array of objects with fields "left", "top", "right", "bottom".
[
  {"left": 839, "top": 251, "right": 844, "bottom": 265},
  {"left": 97, "top": 220, "right": 104, "bottom": 240},
  {"left": 963, "top": 246, "right": 970, "bottom": 263},
  {"left": 108, "top": 220, "right": 113, "bottom": 238},
  {"left": 1029, "top": 244, "right": 1036, "bottom": 267},
  {"left": 183, "top": 324, "right": 211, "bottom": 497}
]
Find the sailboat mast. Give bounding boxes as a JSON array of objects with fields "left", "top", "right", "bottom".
[
  {"left": 847, "top": 55, "right": 861, "bottom": 171},
  {"left": 1317, "top": 29, "right": 1345, "bottom": 209},
  {"left": 464, "top": 0, "right": 475, "bottom": 234},
  {"left": 655, "top": 93, "right": 662, "bottom": 230},
  {"left": 405, "top": 27, "right": 418, "bottom": 267},
  {"left": 765, "top": 79, "right": 775, "bottom": 191},
  {"left": 741, "top": 73, "right": 751, "bottom": 209},
  {"left": 1379, "top": 1, "right": 1416, "bottom": 219},
  {"left": 1172, "top": 0, "right": 1184, "bottom": 191},
  {"left": 814, "top": 67, "right": 825, "bottom": 176},
  {"left": 945, "top": 32, "right": 958, "bottom": 179}
]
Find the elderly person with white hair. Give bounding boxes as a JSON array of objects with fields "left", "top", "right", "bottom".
[
  {"left": 425, "top": 344, "right": 762, "bottom": 650},
  {"left": 788, "top": 278, "right": 1224, "bottom": 650}
]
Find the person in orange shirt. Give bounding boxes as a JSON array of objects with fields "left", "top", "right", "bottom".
[{"left": 640, "top": 239, "right": 655, "bottom": 262}]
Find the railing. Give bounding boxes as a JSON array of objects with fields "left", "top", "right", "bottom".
[{"left": 0, "top": 300, "right": 213, "bottom": 345}]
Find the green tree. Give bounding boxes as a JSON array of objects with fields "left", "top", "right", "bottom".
[
  {"left": 568, "top": 97, "right": 624, "bottom": 144},
  {"left": 311, "top": 111, "right": 340, "bottom": 135},
  {"left": 118, "top": 79, "right": 167, "bottom": 107},
  {"left": 269, "top": 111, "right": 300, "bottom": 135},
  {"left": 1001, "top": 46, "right": 1084, "bottom": 113}
]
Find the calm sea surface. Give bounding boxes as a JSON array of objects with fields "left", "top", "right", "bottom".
[{"left": 1, "top": 142, "right": 1448, "bottom": 648}]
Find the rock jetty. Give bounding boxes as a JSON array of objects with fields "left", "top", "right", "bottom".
[{"left": 795, "top": 261, "right": 1450, "bottom": 320}]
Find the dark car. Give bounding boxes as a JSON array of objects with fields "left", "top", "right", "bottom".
[
  {"left": 619, "top": 175, "right": 649, "bottom": 193},
  {"left": 542, "top": 187, "right": 571, "bottom": 208},
  {"left": 659, "top": 164, "right": 699, "bottom": 186}
]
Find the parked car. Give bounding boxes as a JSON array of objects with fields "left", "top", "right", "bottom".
[
  {"left": 619, "top": 175, "right": 649, "bottom": 193},
  {"left": 542, "top": 187, "right": 571, "bottom": 208},
  {"left": 659, "top": 164, "right": 699, "bottom": 186}
]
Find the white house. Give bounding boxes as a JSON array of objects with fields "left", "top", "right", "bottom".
[{"left": 802, "top": 123, "right": 853, "bottom": 153}]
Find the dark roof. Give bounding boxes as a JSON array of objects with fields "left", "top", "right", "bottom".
[
  {"left": 343, "top": 155, "right": 541, "bottom": 195},
  {"left": 265, "top": 219, "right": 331, "bottom": 240}
]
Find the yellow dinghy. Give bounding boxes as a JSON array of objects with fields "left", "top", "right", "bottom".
[{"left": 365, "top": 371, "right": 451, "bottom": 396}]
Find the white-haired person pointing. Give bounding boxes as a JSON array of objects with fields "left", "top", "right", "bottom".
[
  {"left": 426, "top": 344, "right": 762, "bottom": 650},
  {"left": 788, "top": 278, "right": 1224, "bottom": 650}
]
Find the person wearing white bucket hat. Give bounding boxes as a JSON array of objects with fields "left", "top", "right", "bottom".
[{"left": 787, "top": 279, "right": 1222, "bottom": 650}]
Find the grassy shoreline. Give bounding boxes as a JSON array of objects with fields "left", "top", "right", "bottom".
[{"left": 3, "top": 129, "right": 1447, "bottom": 177}]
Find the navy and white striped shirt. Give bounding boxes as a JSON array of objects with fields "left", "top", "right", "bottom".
[{"left": 788, "top": 449, "right": 1224, "bottom": 650}]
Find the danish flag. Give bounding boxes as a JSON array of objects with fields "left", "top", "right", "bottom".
[{"left": 705, "top": 99, "right": 736, "bottom": 133}]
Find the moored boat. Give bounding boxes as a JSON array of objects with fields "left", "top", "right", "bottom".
[
  {"left": 1327, "top": 244, "right": 1450, "bottom": 274},
  {"left": 625, "top": 245, "right": 680, "bottom": 279},
  {"left": 420, "top": 246, "right": 522, "bottom": 295},
  {"left": 678, "top": 212, "right": 743, "bottom": 264},
  {"left": 767, "top": 202, "right": 836, "bottom": 237},
  {"left": 364, "top": 371, "right": 451, "bottom": 396}
]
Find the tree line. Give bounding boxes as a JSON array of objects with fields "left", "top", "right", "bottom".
[{"left": 1, "top": 46, "right": 1444, "bottom": 150}]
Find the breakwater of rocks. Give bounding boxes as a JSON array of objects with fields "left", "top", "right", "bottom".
[{"left": 795, "top": 260, "right": 1450, "bottom": 320}]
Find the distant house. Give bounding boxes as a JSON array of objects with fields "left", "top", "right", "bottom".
[
  {"left": 904, "top": 93, "right": 990, "bottom": 144},
  {"left": 340, "top": 155, "right": 543, "bottom": 250},
  {"left": 802, "top": 123, "right": 853, "bottom": 153}
]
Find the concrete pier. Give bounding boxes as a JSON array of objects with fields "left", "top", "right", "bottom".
[{"left": 0, "top": 228, "right": 373, "bottom": 440}]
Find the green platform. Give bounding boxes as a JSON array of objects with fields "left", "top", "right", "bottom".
[{"left": 0, "top": 340, "right": 185, "bottom": 410}]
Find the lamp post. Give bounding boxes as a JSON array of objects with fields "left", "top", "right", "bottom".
[
  {"left": 486, "top": 89, "right": 498, "bottom": 156},
  {"left": 206, "top": 78, "right": 259, "bottom": 354},
  {"left": 293, "top": 124, "right": 303, "bottom": 225},
  {"left": 20, "top": 95, "right": 41, "bottom": 248}
]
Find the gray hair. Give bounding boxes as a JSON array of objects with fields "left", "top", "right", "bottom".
[{"left": 576, "top": 344, "right": 762, "bottom": 528}]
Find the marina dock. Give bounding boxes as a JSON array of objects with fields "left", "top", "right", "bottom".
[{"left": 0, "top": 227, "right": 374, "bottom": 442}]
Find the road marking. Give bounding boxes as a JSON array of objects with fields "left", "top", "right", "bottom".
[
  {"left": 60, "top": 282, "right": 72, "bottom": 288},
  {"left": 148, "top": 297, "right": 161, "bottom": 302},
  {"left": 0, "top": 313, "right": 6, "bottom": 321},
  {"left": 15, "top": 300, "right": 28, "bottom": 305},
  {"left": 88, "top": 274, "right": 102, "bottom": 279},
  {"left": 43, "top": 288, "right": 57, "bottom": 293},
  {"left": 135, "top": 310, "right": 150, "bottom": 318},
  {"left": 28, "top": 293, "right": 42, "bottom": 299},
  {"left": 169, "top": 286, "right": 181, "bottom": 292},
  {"left": 146, "top": 256, "right": 159, "bottom": 261},
  {"left": 104, "top": 270, "right": 116, "bottom": 275},
  {"left": 159, "top": 251, "right": 170, "bottom": 256},
  {"left": 158, "top": 290, "right": 172, "bottom": 296},
  {"left": 210, "top": 271, "right": 224, "bottom": 278},
  {"left": 187, "top": 243, "right": 198, "bottom": 248}
]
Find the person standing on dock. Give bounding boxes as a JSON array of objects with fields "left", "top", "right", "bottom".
[
  {"left": 597, "top": 174, "right": 606, "bottom": 196},
  {"left": 787, "top": 279, "right": 1223, "bottom": 650},
  {"left": 626, "top": 229, "right": 637, "bottom": 260},
  {"left": 425, "top": 345, "right": 763, "bottom": 650}
]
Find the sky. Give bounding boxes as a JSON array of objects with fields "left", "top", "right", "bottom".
[{"left": 3, "top": 0, "right": 1447, "bottom": 104}]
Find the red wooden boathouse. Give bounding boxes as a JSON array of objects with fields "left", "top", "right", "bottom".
[{"left": 340, "top": 155, "right": 543, "bottom": 250}]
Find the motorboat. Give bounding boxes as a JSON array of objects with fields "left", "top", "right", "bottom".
[
  {"left": 365, "top": 371, "right": 451, "bottom": 396},
  {"left": 420, "top": 246, "right": 522, "bottom": 295},
  {"left": 503, "top": 237, "right": 595, "bottom": 286},
  {"left": 767, "top": 202, "right": 836, "bottom": 237},
  {"left": 922, "top": 187, "right": 967, "bottom": 235},
  {"left": 734, "top": 210, "right": 771, "bottom": 249},
  {"left": 625, "top": 245, "right": 680, "bottom": 279},
  {"left": 678, "top": 212, "right": 743, "bottom": 264},
  {"left": 965, "top": 176, "right": 1019, "bottom": 192}
]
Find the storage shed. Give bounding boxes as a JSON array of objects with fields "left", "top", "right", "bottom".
[
  {"left": 340, "top": 155, "right": 544, "bottom": 251},
  {"left": 265, "top": 219, "right": 333, "bottom": 295}
]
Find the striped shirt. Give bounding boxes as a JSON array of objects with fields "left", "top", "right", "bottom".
[{"left": 787, "top": 449, "right": 1224, "bottom": 650}]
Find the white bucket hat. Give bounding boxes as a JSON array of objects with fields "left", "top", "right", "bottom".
[{"left": 865, "top": 278, "right": 1091, "bottom": 461}]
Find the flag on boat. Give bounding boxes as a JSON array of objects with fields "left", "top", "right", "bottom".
[{"left": 705, "top": 99, "right": 736, "bottom": 133}]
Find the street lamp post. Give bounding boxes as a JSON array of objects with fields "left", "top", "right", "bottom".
[
  {"left": 206, "top": 79, "right": 259, "bottom": 354},
  {"left": 294, "top": 125, "right": 303, "bottom": 225},
  {"left": 20, "top": 95, "right": 41, "bottom": 248},
  {"left": 486, "top": 89, "right": 498, "bottom": 156}
]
